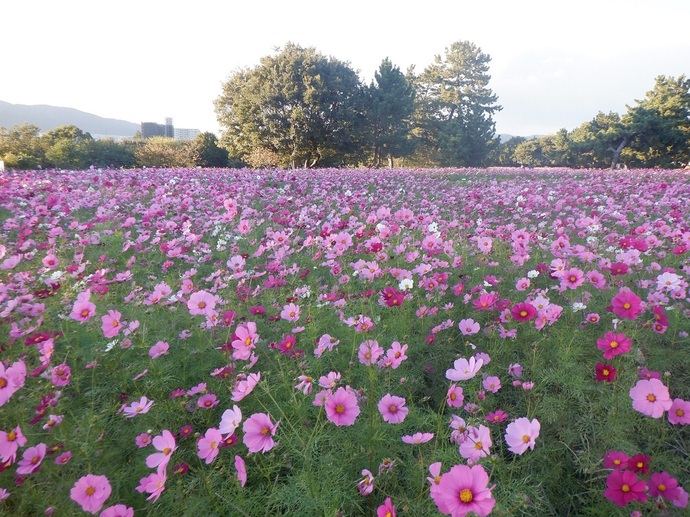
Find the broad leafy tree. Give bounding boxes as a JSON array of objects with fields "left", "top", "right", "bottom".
[
  {"left": 42, "top": 125, "right": 93, "bottom": 169},
  {"left": 413, "top": 41, "right": 501, "bottom": 166},
  {"left": 215, "top": 43, "right": 365, "bottom": 168},
  {"left": 0, "top": 123, "right": 45, "bottom": 169},
  {"left": 189, "top": 132, "right": 229, "bottom": 167},
  {"left": 365, "top": 58, "right": 416, "bottom": 167}
]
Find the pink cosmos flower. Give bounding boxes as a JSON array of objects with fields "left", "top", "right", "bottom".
[
  {"left": 55, "top": 451, "right": 72, "bottom": 465},
  {"left": 458, "top": 318, "right": 480, "bottom": 335},
  {"left": 100, "top": 505, "right": 135, "bottom": 517},
  {"left": 51, "top": 363, "right": 71, "bottom": 387},
  {"left": 649, "top": 471, "right": 682, "bottom": 501},
  {"left": 235, "top": 455, "right": 247, "bottom": 487},
  {"left": 668, "top": 398, "right": 690, "bottom": 425},
  {"left": 505, "top": 417, "right": 540, "bottom": 454},
  {"left": 629, "top": 378, "right": 672, "bottom": 418},
  {"left": 386, "top": 341, "right": 408, "bottom": 369},
  {"left": 377, "top": 497, "right": 396, "bottom": 517},
  {"left": 135, "top": 433, "right": 152, "bottom": 448},
  {"left": 100, "top": 310, "right": 123, "bottom": 338},
  {"left": 0, "top": 488, "right": 8, "bottom": 501},
  {"left": 231, "top": 322, "right": 259, "bottom": 361},
  {"left": 325, "top": 387, "right": 360, "bottom": 426},
  {"left": 187, "top": 290, "right": 216, "bottom": 316},
  {"left": 560, "top": 268, "right": 585, "bottom": 289},
  {"left": 219, "top": 405, "right": 243, "bottom": 436},
  {"left": 610, "top": 289, "right": 644, "bottom": 320},
  {"left": 231, "top": 372, "right": 260, "bottom": 402},
  {"left": 357, "top": 469, "right": 375, "bottom": 496},
  {"left": 482, "top": 376, "right": 501, "bottom": 393},
  {"left": 70, "top": 474, "right": 112, "bottom": 514},
  {"left": 123, "top": 396, "right": 154, "bottom": 418},
  {"left": 486, "top": 410, "right": 509, "bottom": 424},
  {"left": 242, "top": 413, "right": 279, "bottom": 453},
  {"left": 446, "top": 356, "right": 483, "bottom": 381},
  {"left": 136, "top": 470, "right": 166, "bottom": 502},
  {"left": 0, "top": 425, "right": 27, "bottom": 463},
  {"left": 280, "top": 302, "right": 301, "bottom": 322},
  {"left": 402, "top": 432, "right": 434, "bottom": 444},
  {"left": 446, "top": 383, "right": 464, "bottom": 408},
  {"left": 0, "top": 359, "right": 27, "bottom": 407},
  {"left": 596, "top": 331, "right": 631, "bottom": 360},
  {"left": 197, "top": 393, "right": 219, "bottom": 409},
  {"left": 16, "top": 442, "right": 47, "bottom": 475},
  {"left": 431, "top": 464, "right": 495, "bottom": 517},
  {"left": 603, "top": 469, "right": 648, "bottom": 506},
  {"left": 70, "top": 290, "right": 97, "bottom": 323},
  {"left": 146, "top": 430, "right": 177, "bottom": 469},
  {"left": 294, "top": 375, "right": 313, "bottom": 394},
  {"left": 459, "top": 425, "right": 492, "bottom": 463},
  {"left": 149, "top": 340, "right": 170, "bottom": 359},
  {"left": 197, "top": 428, "right": 223, "bottom": 464},
  {"left": 377, "top": 394, "right": 408, "bottom": 424},
  {"left": 358, "top": 340, "right": 384, "bottom": 366}
]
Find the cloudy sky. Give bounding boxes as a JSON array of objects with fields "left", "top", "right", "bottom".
[{"left": 4, "top": 0, "right": 689, "bottom": 136}]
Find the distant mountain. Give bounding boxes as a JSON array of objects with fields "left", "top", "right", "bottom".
[
  {"left": 0, "top": 100, "right": 139, "bottom": 137},
  {"left": 498, "top": 134, "right": 542, "bottom": 143}
]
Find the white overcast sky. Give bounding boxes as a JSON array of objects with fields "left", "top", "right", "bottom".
[{"left": 3, "top": 0, "right": 689, "bottom": 136}]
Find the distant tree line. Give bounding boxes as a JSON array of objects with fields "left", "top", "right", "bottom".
[
  {"left": 0, "top": 126, "right": 235, "bottom": 170},
  {"left": 2, "top": 40, "right": 688, "bottom": 170}
]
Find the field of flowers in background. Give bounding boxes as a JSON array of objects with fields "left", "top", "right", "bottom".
[{"left": 1, "top": 166, "right": 689, "bottom": 516}]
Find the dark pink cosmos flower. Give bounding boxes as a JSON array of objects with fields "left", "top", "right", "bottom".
[
  {"left": 602, "top": 450, "right": 629, "bottom": 470},
  {"left": 610, "top": 289, "right": 644, "bottom": 320},
  {"left": 603, "top": 469, "right": 648, "bottom": 506},
  {"left": 595, "top": 362, "right": 617, "bottom": 382},
  {"left": 510, "top": 302, "right": 537, "bottom": 322},
  {"left": 596, "top": 332, "right": 631, "bottom": 360}
]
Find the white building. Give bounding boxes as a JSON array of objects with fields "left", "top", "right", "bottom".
[{"left": 174, "top": 128, "right": 201, "bottom": 141}]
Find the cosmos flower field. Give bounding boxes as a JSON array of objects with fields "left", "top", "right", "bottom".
[{"left": 1, "top": 166, "right": 689, "bottom": 516}]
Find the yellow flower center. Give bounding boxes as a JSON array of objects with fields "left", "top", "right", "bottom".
[
  {"left": 460, "top": 488, "right": 473, "bottom": 503},
  {"left": 658, "top": 484, "right": 666, "bottom": 492},
  {"left": 520, "top": 310, "right": 528, "bottom": 317},
  {"left": 676, "top": 409, "right": 685, "bottom": 417},
  {"left": 621, "top": 484, "right": 630, "bottom": 493},
  {"left": 389, "top": 405, "right": 397, "bottom": 413},
  {"left": 610, "top": 341, "right": 618, "bottom": 348},
  {"left": 623, "top": 302, "right": 631, "bottom": 310},
  {"left": 261, "top": 427, "right": 270, "bottom": 435},
  {"left": 163, "top": 447, "right": 171, "bottom": 455},
  {"left": 522, "top": 434, "right": 530, "bottom": 443},
  {"left": 335, "top": 404, "right": 345, "bottom": 414},
  {"left": 0, "top": 378, "right": 6, "bottom": 389},
  {"left": 474, "top": 441, "right": 483, "bottom": 450},
  {"left": 647, "top": 394, "right": 656, "bottom": 402},
  {"left": 86, "top": 486, "right": 95, "bottom": 496}
]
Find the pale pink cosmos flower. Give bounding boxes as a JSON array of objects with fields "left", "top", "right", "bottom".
[
  {"left": 219, "top": 405, "right": 243, "bottom": 436},
  {"left": 402, "top": 432, "right": 434, "bottom": 444},
  {"left": 235, "top": 455, "right": 247, "bottom": 487},
  {"left": 377, "top": 394, "right": 408, "bottom": 424},
  {"left": 629, "top": 378, "right": 672, "bottom": 418},
  {"left": 146, "top": 430, "right": 177, "bottom": 469},
  {"left": 42, "top": 414, "right": 64, "bottom": 431},
  {"left": 231, "top": 322, "right": 259, "bottom": 361},
  {"left": 123, "top": 396, "right": 154, "bottom": 418},
  {"left": 458, "top": 318, "right": 480, "bottom": 335},
  {"left": 197, "top": 427, "right": 223, "bottom": 464},
  {"left": 325, "top": 387, "right": 360, "bottom": 426},
  {"left": 0, "top": 425, "right": 27, "bottom": 463},
  {"left": 100, "top": 505, "right": 135, "bottom": 517},
  {"left": 54, "top": 451, "right": 72, "bottom": 465},
  {"left": 358, "top": 340, "right": 384, "bottom": 366},
  {"left": 51, "top": 363, "right": 71, "bottom": 387},
  {"left": 446, "top": 356, "right": 483, "bottom": 381},
  {"left": 294, "top": 375, "right": 313, "bottom": 395},
  {"left": 446, "top": 384, "right": 464, "bottom": 408},
  {"left": 16, "top": 442, "right": 47, "bottom": 475},
  {"left": 242, "top": 413, "right": 279, "bottom": 453},
  {"left": 70, "top": 474, "right": 112, "bottom": 514},
  {"left": 280, "top": 302, "right": 301, "bottom": 322},
  {"left": 149, "top": 341, "right": 170, "bottom": 359},
  {"left": 482, "top": 376, "right": 501, "bottom": 393},
  {"left": 0, "top": 488, "right": 8, "bottom": 501},
  {"left": 459, "top": 425, "right": 492, "bottom": 463},
  {"left": 197, "top": 393, "right": 219, "bottom": 409},
  {"left": 187, "top": 290, "right": 216, "bottom": 316},
  {"left": 505, "top": 417, "right": 541, "bottom": 454},
  {"left": 101, "top": 310, "right": 123, "bottom": 338},
  {"left": 386, "top": 341, "right": 408, "bottom": 369}
]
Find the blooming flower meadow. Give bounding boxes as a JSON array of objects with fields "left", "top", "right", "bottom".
[{"left": 1, "top": 166, "right": 689, "bottom": 516}]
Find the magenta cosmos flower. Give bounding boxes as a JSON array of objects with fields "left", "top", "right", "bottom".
[
  {"left": 610, "top": 289, "right": 644, "bottom": 320},
  {"left": 648, "top": 471, "right": 682, "bottom": 501},
  {"left": 505, "top": 417, "right": 541, "bottom": 454},
  {"left": 431, "top": 464, "right": 495, "bottom": 517},
  {"left": 629, "top": 378, "right": 672, "bottom": 418},
  {"left": 602, "top": 450, "right": 629, "bottom": 470},
  {"left": 325, "top": 387, "right": 360, "bottom": 426},
  {"left": 70, "top": 474, "right": 112, "bottom": 514},
  {"left": 242, "top": 413, "right": 279, "bottom": 453},
  {"left": 596, "top": 332, "right": 631, "bottom": 360},
  {"left": 377, "top": 497, "right": 396, "bottom": 517},
  {"left": 377, "top": 394, "right": 408, "bottom": 424},
  {"left": 511, "top": 302, "right": 537, "bottom": 322},
  {"left": 603, "top": 469, "right": 648, "bottom": 506}
]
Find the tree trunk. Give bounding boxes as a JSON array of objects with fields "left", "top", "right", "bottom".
[
  {"left": 607, "top": 137, "right": 628, "bottom": 169},
  {"left": 387, "top": 154, "right": 394, "bottom": 168}
]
